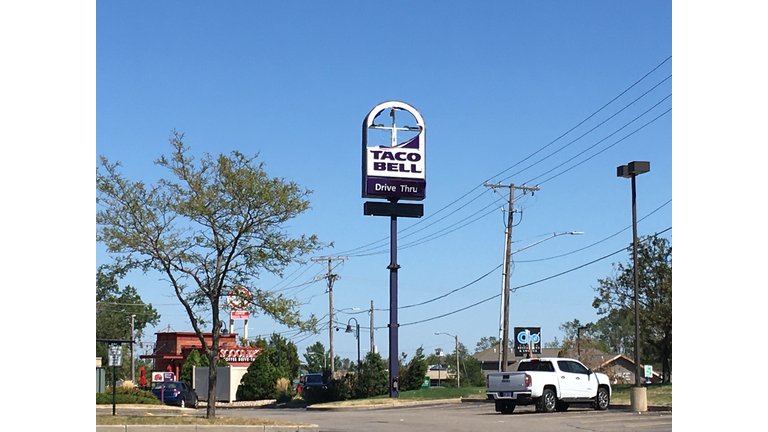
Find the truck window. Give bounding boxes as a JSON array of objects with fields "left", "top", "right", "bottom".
[
  {"left": 557, "top": 361, "right": 571, "bottom": 372},
  {"left": 568, "top": 361, "right": 590, "bottom": 374},
  {"left": 518, "top": 361, "right": 554, "bottom": 372}
]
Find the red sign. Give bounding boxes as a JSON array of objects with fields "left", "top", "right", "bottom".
[
  {"left": 219, "top": 347, "right": 262, "bottom": 363},
  {"left": 228, "top": 287, "right": 251, "bottom": 310},
  {"left": 230, "top": 310, "right": 249, "bottom": 320}
]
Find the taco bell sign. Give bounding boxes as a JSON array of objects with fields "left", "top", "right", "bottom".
[{"left": 362, "top": 101, "right": 426, "bottom": 201}]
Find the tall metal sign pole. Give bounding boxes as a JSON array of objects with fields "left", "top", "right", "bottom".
[{"left": 362, "top": 101, "right": 426, "bottom": 397}]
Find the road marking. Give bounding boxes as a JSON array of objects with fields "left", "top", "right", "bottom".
[{"left": 627, "top": 421, "right": 673, "bottom": 428}]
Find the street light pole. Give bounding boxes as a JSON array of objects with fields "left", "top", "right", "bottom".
[
  {"left": 346, "top": 317, "right": 361, "bottom": 368},
  {"left": 130, "top": 314, "right": 136, "bottom": 384},
  {"left": 617, "top": 160, "right": 650, "bottom": 413},
  {"left": 435, "top": 332, "right": 460, "bottom": 388}
]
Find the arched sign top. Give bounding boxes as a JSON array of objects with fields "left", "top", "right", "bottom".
[
  {"left": 362, "top": 101, "right": 426, "bottom": 201},
  {"left": 228, "top": 287, "right": 251, "bottom": 310},
  {"left": 364, "top": 100, "right": 425, "bottom": 131}
]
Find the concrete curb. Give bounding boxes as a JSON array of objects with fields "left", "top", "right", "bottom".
[
  {"left": 608, "top": 404, "right": 672, "bottom": 412},
  {"left": 96, "top": 426, "right": 319, "bottom": 432}
]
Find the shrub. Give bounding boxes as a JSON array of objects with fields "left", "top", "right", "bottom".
[
  {"left": 237, "top": 347, "right": 284, "bottom": 401},
  {"left": 275, "top": 377, "right": 294, "bottom": 403},
  {"left": 353, "top": 352, "right": 389, "bottom": 399},
  {"left": 97, "top": 386, "right": 160, "bottom": 405}
]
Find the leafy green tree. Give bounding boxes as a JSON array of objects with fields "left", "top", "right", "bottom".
[
  {"left": 401, "top": 346, "right": 428, "bottom": 391},
  {"left": 96, "top": 131, "right": 323, "bottom": 418},
  {"left": 304, "top": 341, "right": 329, "bottom": 373},
  {"left": 593, "top": 309, "right": 635, "bottom": 355},
  {"left": 555, "top": 319, "right": 610, "bottom": 365},
  {"left": 198, "top": 352, "right": 228, "bottom": 368},
  {"left": 236, "top": 347, "right": 285, "bottom": 401},
  {"left": 461, "top": 356, "right": 486, "bottom": 387},
  {"left": 267, "top": 333, "right": 300, "bottom": 381},
  {"left": 180, "top": 349, "right": 203, "bottom": 387},
  {"left": 96, "top": 267, "right": 160, "bottom": 382},
  {"left": 353, "top": 351, "right": 388, "bottom": 399},
  {"left": 592, "top": 234, "right": 672, "bottom": 382}
]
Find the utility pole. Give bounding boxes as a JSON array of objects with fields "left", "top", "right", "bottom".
[
  {"left": 370, "top": 300, "right": 375, "bottom": 354},
  {"left": 484, "top": 183, "right": 539, "bottom": 372},
  {"left": 312, "top": 256, "right": 347, "bottom": 377}
]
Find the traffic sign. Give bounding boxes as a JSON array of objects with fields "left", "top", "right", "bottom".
[{"left": 108, "top": 343, "right": 122, "bottom": 366}]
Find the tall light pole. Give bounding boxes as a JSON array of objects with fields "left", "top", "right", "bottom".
[
  {"left": 345, "top": 317, "right": 361, "bottom": 368},
  {"left": 130, "top": 314, "right": 136, "bottom": 384},
  {"left": 617, "top": 160, "right": 650, "bottom": 413},
  {"left": 435, "top": 332, "right": 460, "bottom": 388}
]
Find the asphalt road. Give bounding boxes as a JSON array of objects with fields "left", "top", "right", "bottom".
[{"left": 218, "top": 402, "right": 673, "bottom": 432}]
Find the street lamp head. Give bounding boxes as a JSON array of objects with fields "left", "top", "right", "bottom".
[
  {"left": 345, "top": 324, "right": 353, "bottom": 333},
  {"left": 617, "top": 161, "right": 650, "bottom": 178}
]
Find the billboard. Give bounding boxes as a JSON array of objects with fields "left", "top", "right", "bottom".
[
  {"left": 513, "top": 327, "right": 542, "bottom": 357},
  {"left": 362, "top": 101, "right": 426, "bottom": 201}
]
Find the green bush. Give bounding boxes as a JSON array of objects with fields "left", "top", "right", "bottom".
[
  {"left": 237, "top": 347, "right": 286, "bottom": 401},
  {"left": 353, "top": 352, "right": 389, "bottom": 399},
  {"left": 97, "top": 386, "right": 160, "bottom": 405},
  {"left": 402, "top": 347, "right": 429, "bottom": 391},
  {"left": 275, "top": 377, "right": 294, "bottom": 403}
]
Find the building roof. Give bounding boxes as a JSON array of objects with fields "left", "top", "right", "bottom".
[{"left": 471, "top": 345, "right": 562, "bottom": 365}]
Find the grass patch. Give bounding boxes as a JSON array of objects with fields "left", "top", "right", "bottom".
[
  {"left": 96, "top": 415, "right": 310, "bottom": 426},
  {"left": 610, "top": 384, "right": 672, "bottom": 406},
  {"left": 371, "top": 387, "right": 487, "bottom": 401},
  {"left": 311, "top": 387, "right": 487, "bottom": 408}
]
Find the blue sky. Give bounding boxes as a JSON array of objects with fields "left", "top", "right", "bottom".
[{"left": 93, "top": 1, "right": 674, "bottom": 362}]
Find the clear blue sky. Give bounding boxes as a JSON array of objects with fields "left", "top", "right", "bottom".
[{"left": 94, "top": 1, "right": 673, "bottom": 362}]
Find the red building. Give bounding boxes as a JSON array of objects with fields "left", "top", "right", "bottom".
[{"left": 140, "top": 331, "right": 263, "bottom": 378}]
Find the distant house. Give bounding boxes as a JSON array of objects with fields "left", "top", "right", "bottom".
[
  {"left": 426, "top": 364, "right": 452, "bottom": 387},
  {"left": 470, "top": 345, "right": 661, "bottom": 384}
]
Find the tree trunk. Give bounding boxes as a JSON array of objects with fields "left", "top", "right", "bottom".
[{"left": 206, "top": 349, "right": 218, "bottom": 418}]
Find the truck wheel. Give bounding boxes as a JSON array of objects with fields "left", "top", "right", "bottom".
[
  {"left": 594, "top": 387, "right": 610, "bottom": 411},
  {"left": 495, "top": 400, "right": 515, "bottom": 414},
  {"left": 501, "top": 402, "right": 515, "bottom": 414},
  {"left": 539, "top": 389, "right": 557, "bottom": 413}
]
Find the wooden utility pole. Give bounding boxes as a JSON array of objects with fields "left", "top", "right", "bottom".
[
  {"left": 370, "top": 300, "right": 375, "bottom": 354},
  {"left": 484, "top": 183, "right": 539, "bottom": 371},
  {"left": 312, "top": 256, "right": 347, "bottom": 376}
]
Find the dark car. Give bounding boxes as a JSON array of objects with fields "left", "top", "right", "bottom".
[
  {"left": 298, "top": 373, "right": 326, "bottom": 396},
  {"left": 151, "top": 381, "right": 198, "bottom": 408}
]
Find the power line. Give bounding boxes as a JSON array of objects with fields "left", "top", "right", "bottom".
[{"left": 394, "top": 227, "right": 671, "bottom": 328}]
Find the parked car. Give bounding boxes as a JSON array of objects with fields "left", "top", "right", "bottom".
[
  {"left": 297, "top": 373, "right": 326, "bottom": 396},
  {"left": 151, "top": 381, "right": 198, "bottom": 408}
]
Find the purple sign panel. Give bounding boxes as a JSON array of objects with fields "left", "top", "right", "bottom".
[{"left": 365, "top": 177, "right": 426, "bottom": 200}]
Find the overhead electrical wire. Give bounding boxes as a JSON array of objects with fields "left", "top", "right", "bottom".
[
  {"left": 389, "top": 226, "right": 671, "bottom": 329},
  {"left": 335, "top": 57, "right": 672, "bottom": 258},
  {"left": 371, "top": 203, "right": 671, "bottom": 313}
]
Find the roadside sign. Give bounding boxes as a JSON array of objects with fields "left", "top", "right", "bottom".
[
  {"left": 231, "top": 310, "right": 249, "bottom": 320},
  {"left": 228, "top": 287, "right": 251, "bottom": 310},
  {"left": 108, "top": 343, "right": 122, "bottom": 366},
  {"left": 644, "top": 365, "right": 653, "bottom": 378},
  {"left": 152, "top": 372, "right": 176, "bottom": 382}
]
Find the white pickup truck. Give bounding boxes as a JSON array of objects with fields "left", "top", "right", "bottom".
[{"left": 485, "top": 357, "right": 611, "bottom": 414}]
